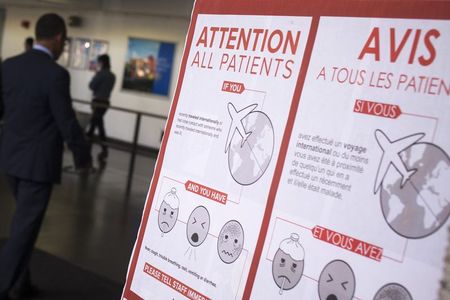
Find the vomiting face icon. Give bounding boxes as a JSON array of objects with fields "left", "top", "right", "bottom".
[
  {"left": 373, "top": 283, "right": 412, "bottom": 300},
  {"left": 217, "top": 220, "right": 244, "bottom": 264},
  {"left": 272, "top": 233, "right": 305, "bottom": 294},
  {"left": 158, "top": 187, "right": 180, "bottom": 235}
]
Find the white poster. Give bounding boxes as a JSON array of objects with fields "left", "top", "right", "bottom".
[
  {"left": 251, "top": 17, "right": 450, "bottom": 300},
  {"left": 125, "top": 14, "right": 311, "bottom": 300}
]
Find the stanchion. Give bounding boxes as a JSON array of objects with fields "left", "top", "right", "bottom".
[{"left": 126, "top": 113, "right": 142, "bottom": 197}]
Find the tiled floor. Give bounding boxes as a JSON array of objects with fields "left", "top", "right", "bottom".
[{"left": 0, "top": 145, "right": 157, "bottom": 285}]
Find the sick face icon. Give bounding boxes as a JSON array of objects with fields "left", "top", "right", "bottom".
[
  {"left": 373, "top": 283, "right": 412, "bottom": 300},
  {"left": 217, "top": 220, "right": 244, "bottom": 264},
  {"left": 186, "top": 206, "right": 210, "bottom": 247},
  {"left": 272, "top": 233, "right": 304, "bottom": 294},
  {"left": 318, "top": 260, "right": 355, "bottom": 300},
  {"left": 158, "top": 188, "right": 179, "bottom": 234}
]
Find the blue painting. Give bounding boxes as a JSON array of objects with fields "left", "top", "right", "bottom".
[{"left": 122, "top": 37, "right": 175, "bottom": 96}]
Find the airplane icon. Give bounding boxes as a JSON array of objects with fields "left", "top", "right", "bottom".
[
  {"left": 224, "top": 102, "right": 258, "bottom": 153},
  {"left": 373, "top": 129, "right": 425, "bottom": 194}
]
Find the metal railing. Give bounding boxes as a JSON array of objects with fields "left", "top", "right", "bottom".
[{"left": 73, "top": 99, "right": 167, "bottom": 196}]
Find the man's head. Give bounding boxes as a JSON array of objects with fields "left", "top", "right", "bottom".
[
  {"left": 24, "top": 37, "right": 34, "bottom": 51},
  {"left": 35, "top": 13, "right": 67, "bottom": 60}
]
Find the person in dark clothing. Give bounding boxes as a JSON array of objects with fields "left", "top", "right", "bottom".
[
  {"left": 24, "top": 37, "right": 33, "bottom": 52},
  {"left": 86, "top": 54, "right": 116, "bottom": 163},
  {"left": 0, "top": 57, "right": 3, "bottom": 122},
  {"left": 0, "top": 13, "right": 92, "bottom": 300}
]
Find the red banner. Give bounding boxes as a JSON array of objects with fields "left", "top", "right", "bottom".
[
  {"left": 353, "top": 99, "right": 402, "bottom": 119},
  {"left": 185, "top": 180, "right": 228, "bottom": 205},
  {"left": 144, "top": 263, "right": 211, "bottom": 300},
  {"left": 312, "top": 225, "right": 383, "bottom": 261},
  {"left": 222, "top": 81, "right": 245, "bottom": 94}
]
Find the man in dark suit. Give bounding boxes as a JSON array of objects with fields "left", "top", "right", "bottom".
[
  {"left": 0, "top": 13, "right": 92, "bottom": 299},
  {"left": 0, "top": 57, "right": 3, "bottom": 122}
]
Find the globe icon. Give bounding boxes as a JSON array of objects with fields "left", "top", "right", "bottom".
[
  {"left": 380, "top": 142, "right": 450, "bottom": 239},
  {"left": 227, "top": 111, "right": 274, "bottom": 185}
]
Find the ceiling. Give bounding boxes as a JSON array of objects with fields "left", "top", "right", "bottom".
[{"left": 0, "top": 0, "right": 195, "bottom": 18}]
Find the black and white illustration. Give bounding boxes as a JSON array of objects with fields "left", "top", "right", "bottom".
[
  {"left": 225, "top": 102, "right": 274, "bottom": 186},
  {"left": 271, "top": 233, "right": 305, "bottom": 295},
  {"left": 157, "top": 187, "right": 180, "bottom": 235},
  {"left": 186, "top": 206, "right": 210, "bottom": 247},
  {"left": 373, "top": 129, "right": 425, "bottom": 194},
  {"left": 373, "top": 283, "right": 413, "bottom": 300},
  {"left": 217, "top": 220, "right": 244, "bottom": 264},
  {"left": 374, "top": 129, "right": 450, "bottom": 238},
  {"left": 185, "top": 205, "right": 210, "bottom": 260},
  {"left": 318, "top": 260, "right": 356, "bottom": 300}
]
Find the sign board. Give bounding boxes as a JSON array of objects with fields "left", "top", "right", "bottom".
[{"left": 123, "top": 1, "right": 450, "bottom": 299}]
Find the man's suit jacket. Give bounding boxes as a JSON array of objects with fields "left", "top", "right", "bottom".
[{"left": 0, "top": 49, "right": 91, "bottom": 183}]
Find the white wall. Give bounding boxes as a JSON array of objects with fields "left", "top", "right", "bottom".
[{"left": 1, "top": 6, "right": 191, "bottom": 148}]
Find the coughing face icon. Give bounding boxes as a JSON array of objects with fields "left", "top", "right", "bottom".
[
  {"left": 272, "top": 233, "right": 305, "bottom": 294},
  {"left": 217, "top": 220, "right": 244, "bottom": 264},
  {"left": 158, "top": 188, "right": 179, "bottom": 234},
  {"left": 318, "top": 260, "right": 355, "bottom": 300},
  {"left": 186, "top": 206, "right": 210, "bottom": 247}
]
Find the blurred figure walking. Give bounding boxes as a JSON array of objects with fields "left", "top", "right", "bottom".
[
  {"left": 0, "top": 13, "right": 92, "bottom": 300},
  {"left": 86, "top": 54, "right": 116, "bottom": 163}
]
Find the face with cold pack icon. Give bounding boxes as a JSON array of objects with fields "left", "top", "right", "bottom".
[
  {"left": 318, "top": 260, "right": 355, "bottom": 300},
  {"left": 158, "top": 188, "right": 180, "bottom": 234},
  {"left": 217, "top": 220, "right": 244, "bottom": 264},
  {"left": 272, "top": 233, "right": 305, "bottom": 294},
  {"left": 186, "top": 206, "right": 210, "bottom": 247}
]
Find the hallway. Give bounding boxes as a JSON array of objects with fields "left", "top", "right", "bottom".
[{"left": 0, "top": 146, "right": 156, "bottom": 290}]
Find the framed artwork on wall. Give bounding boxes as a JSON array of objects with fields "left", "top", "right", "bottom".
[
  {"left": 58, "top": 36, "right": 72, "bottom": 67},
  {"left": 122, "top": 37, "right": 175, "bottom": 96},
  {"left": 89, "top": 40, "right": 109, "bottom": 71},
  {"left": 70, "top": 38, "right": 91, "bottom": 69}
]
